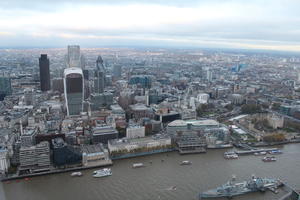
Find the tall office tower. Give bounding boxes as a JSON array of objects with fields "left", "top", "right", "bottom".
[
  {"left": 80, "top": 55, "right": 86, "bottom": 69},
  {"left": 52, "top": 78, "right": 64, "bottom": 94},
  {"left": 0, "top": 76, "right": 12, "bottom": 101},
  {"left": 83, "top": 69, "right": 89, "bottom": 80},
  {"left": 206, "top": 68, "right": 212, "bottom": 82},
  {"left": 113, "top": 64, "right": 122, "bottom": 79},
  {"left": 94, "top": 56, "right": 106, "bottom": 93},
  {"left": 66, "top": 45, "right": 83, "bottom": 68},
  {"left": 96, "top": 55, "right": 105, "bottom": 73},
  {"left": 39, "top": 54, "right": 51, "bottom": 91},
  {"left": 64, "top": 68, "right": 84, "bottom": 116}
]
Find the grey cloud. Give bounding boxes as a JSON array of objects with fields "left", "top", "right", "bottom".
[{"left": 1, "top": 0, "right": 300, "bottom": 50}]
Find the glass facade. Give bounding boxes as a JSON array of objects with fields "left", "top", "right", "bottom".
[
  {"left": 0, "top": 77, "right": 12, "bottom": 101},
  {"left": 64, "top": 69, "right": 84, "bottom": 116}
]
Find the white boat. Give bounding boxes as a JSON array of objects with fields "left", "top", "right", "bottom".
[
  {"left": 180, "top": 160, "right": 192, "bottom": 165},
  {"left": 269, "top": 150, "right": 282, "bottom": 155},
  {"left": 132, "top": 163, "right": 144, "bottom": 168},
  {"left": 254, "top": 151, "right": 267, "bottom": 156},
  {"left": 224, "top": 152, "right": 238, "bottom": 159},
  {"left": 93, "top": 168, "right": 112, "bottom": 178},
  {"left": 262, "top": 156, "right": 276, "bottom": 162},
  {"left": 71, "top": 172, "right": 82, "bottom": 177}
]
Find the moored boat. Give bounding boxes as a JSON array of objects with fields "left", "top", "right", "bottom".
[
  {"left": 199, "top": 175, "right": 283, "bottom": 199},
  {"left": 224, "top": 152, "right": 238, "bottom": 159},
  {"left": 71, "top": 172, "right": 82, "bottom": 177},
  {"left": 254, "top": 151, "right": 267, "bottom": 156},
  {"left": 180, "top": 160, "right": 192, "bottom": 165},
  {"left": 93, "top": 168, "right": 112, "bottom": 178},
  {"left": 262, "top": 156, "right": 276, "bottom": 162},
  {"left": 269, "top": 150, "right": 282, "bottom": 155},
  {"left": 132, "top": 163, "right": 145, "bottom": 168}
]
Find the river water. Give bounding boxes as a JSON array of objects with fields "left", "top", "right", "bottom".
[{"left": 2, "top": 144, "right": 300, "bottom": 200}]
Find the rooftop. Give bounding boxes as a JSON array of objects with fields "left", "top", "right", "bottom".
[
  {"left": 81, "top": 144, "right": 105, "bottom": 154},
  {"left": 229, "top": 114, "right": 248, "bottom": 121},
  {"left": 109, "top": 134, "right": 170, "bottom": 147},
  {"left": 168, "top": 119, "right": 219, "bottom": 127},
  {"left": 64, "top": 67, "right": 83, "bottom": 76},
  {"left": 130, "top": 103, "right": 151, "bottom": 111}
]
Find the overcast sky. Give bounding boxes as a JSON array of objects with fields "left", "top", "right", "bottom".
[{"left": 1, "top": 0, "right": 300, "bottom": 51}]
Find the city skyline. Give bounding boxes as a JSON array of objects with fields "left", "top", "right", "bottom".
[{"left": 1, "top": 0, "right": 300, "bottom": 52}]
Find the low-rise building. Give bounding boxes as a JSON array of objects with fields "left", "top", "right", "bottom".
[
  {"left": 108, "top": 135, "right": 172, "bottom": 159},
  {"left": 110, "top": 104, "right": 126, "bottom": 118},
  {"left": 126, "top": 125, "right": 145, "bottom": 139},
  {"left": 167, "top": 119, "right": 220, "bottom": 135},
  {"left": 81, "top": 144, "right": 112, "bottom": 167},
  {"left": 19, "top": 141, "right": 50, "bottom": 173},
  {"left": 92, "top": 126, "right": 118, "bottom": 144},
  {"left": 52, "top": 138, "right": 82, "bottom": 167},
  {"left": 175, "top": 131, "right": 207, "bottom": 154},
  {"left": 90, "top": 92, "right": 113, "bottom": 110},
  {"left": 0, "top": 148, "right": 10, "bottom": 174},
  {"left": 129, "top": 103, "right": 154, "bottom": 120},
  {"left": 20, "top": 128, "right": 38, "bottom": 147}
]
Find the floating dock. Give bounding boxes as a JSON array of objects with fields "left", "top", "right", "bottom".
[{"left": 235, "top": 148, "right": 279, "bottom": 155}]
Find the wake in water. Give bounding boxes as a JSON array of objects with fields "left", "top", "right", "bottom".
[{"left": 157, "top": 186, "right": 177, "bottom": 191}]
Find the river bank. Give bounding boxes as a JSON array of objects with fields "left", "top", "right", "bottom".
[{"left": 2, "top": 144, "right": 300, "bottom": 200}]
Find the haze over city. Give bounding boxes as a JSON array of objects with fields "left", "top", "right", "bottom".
[
  {"left": 1, "top": 0, "right": 300, "bottom": 51},
  {"left": 1, "top": 1, "right": 300, "bottom": 200}
]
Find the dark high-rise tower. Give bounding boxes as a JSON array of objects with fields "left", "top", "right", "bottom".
[
  {"left": 0, "top": 76, "right": 12, "bottom": 101},
  {"left": 39, "top": 54, "right": 51, "bottom": 91},
  {"left": 94, "top": 56, "right": 105, "bottom": 93}
]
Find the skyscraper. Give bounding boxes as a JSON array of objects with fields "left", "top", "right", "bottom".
[
  {"left": 39, "top": 54, "right": 51, "bottom": 91},
  {"left": 206, "top": 69, "right": 212, "bottom": 82},
  {"left": 94, "top": 56, "right": 105, "bottom": 93},
  {"left": 0, "top": 76, "right": 12, "bottom": 101},
  {"left": 113, "top": 64, "right": 122, "bottom": 79},
  {"left": 64, "top": 68, "right": 84, "bottom": 116},
  {"left": 66, "top": 45, "right": 85, "bottom": 69}
]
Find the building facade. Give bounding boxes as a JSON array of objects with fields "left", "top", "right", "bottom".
[
  {"left": 0, "top": 148, "right": 10, "bottom": 174},
  {"left": 0, "top": 77, "right": 12, "bottom": 101},
  {"left": 64, "top": 67, "right": 84, "bottom": 116},
  {"left": 39, "top": 54, "right": 51, "bottom": 91},
  {"left": 92, "top": 126, "right": 118, "bottom": 144},
  {"left": 94, "top": 56, "right": 106, "bottom": 93},
  {"left": 66, "top": 45, "right": 82, "bottom": 68},
  {"left": 126, "top": 125, "right": 145, "bottom": 139}
]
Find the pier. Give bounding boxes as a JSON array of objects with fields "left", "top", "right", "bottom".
[{"left": 235, "top": 148, "right": 279, "bottom": 155}]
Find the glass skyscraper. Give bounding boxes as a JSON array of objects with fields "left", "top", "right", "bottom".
[
  {"left": 66, "top": 45, "right": 85, "bottom": 69},
  {"left": 94, "top": 56, "right": 106, "bottom": 93},
  {"left": 0, "top": 76, "right": 12, "bottom": 101},
  {"left": 39, "top": 54, "right": 51, "bottom": 91},
  {"left": 64, "top": 68, "right": 84, "bottom": 116}
]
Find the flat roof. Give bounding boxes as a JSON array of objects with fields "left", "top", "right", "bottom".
[
  {"left": 229, "top": 115, "right": 248, "bottom": 121},
  {"left": 64, "top": 67, "right": 83, "bottom": 76},
  {"left": 168, "top": 119, "right": 219, "bottom": 127},
  {"left": 109, "top": 135, "right": 170, "bottom": 147},
  {"left": 130, "top": 103, "right": 150, "bottom": 111},
  {"left": 81, "top": 144, "right": 104, "bottom": 154},
  {"left": 234, "top": 128, "right": 246, "bottom": 135}
]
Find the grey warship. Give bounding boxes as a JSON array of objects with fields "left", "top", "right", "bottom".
[{"left": 199, "top": 175, "right": 283, "bottom": 199}]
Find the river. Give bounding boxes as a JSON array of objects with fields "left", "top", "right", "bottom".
[{"left": 2, "top": 144, "right": 300, "bottom": 200}]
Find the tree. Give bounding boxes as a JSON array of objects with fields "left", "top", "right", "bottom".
[
  {"left": 271, "top": 103, "right": 281, "bottom": 111},
  {"left": 263, "top": 133, "right": 286, "bottom": 143},
  {"left": 225, "top": 104, "right": 234, "bottom": 111},
  {"left": 196, "top": 104, "right": 209, "bottom": 117},
  {"left": 241, "top": 104, "right": 261, "bottom": 114},
  {"left": 116, "top": 127, "right": 126, "bottom": 138}
]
